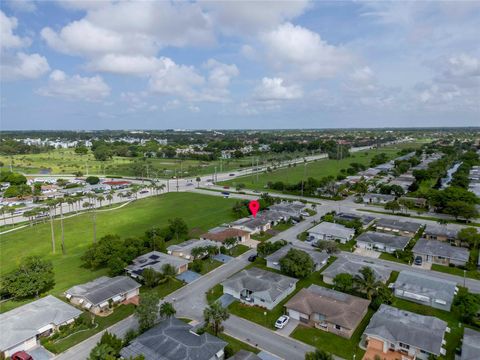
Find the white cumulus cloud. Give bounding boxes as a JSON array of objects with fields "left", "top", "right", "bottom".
[
  {"left": 255, "top": 77, "right": 303, "bottom": 101},
  {"left": 38, "top": 70, "right": 110, "bottom": 101}
]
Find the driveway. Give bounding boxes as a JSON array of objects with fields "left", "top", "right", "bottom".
[
  {"left": 176, "top": 270, "right": 201, "bottom": 283},
  {"left": 354, "top": 248, "right": 381, "bottom": 258},
  {"left": 213, "top": 254, "right": 234, "bottom": 263},
  {"left": 28, "top": 346, "right": 54, "bottom": 360},
  {"left": 275, "top": 319, "right": 300, "bottom": 337}
]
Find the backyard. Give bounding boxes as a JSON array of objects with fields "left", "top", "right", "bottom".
[{"left": 0, "top": 192, "right": 239, "bottom": 312}]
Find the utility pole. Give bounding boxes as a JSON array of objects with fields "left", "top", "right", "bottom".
[
  {"left": 256, "top": 158, "right": 259, "bottom": 182},
  {"left": 214, "top": 166, "right": 217, "bottom": 183},
  {"left": 167, "top": 179, "right": 170, "bottom": 192}
]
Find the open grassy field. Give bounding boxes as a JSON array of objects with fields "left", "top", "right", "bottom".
[
  {"left": 0, "top": 149, "right": 259, "bottom": 178},
  {"left": 219, "top": 142, "right": 423, "bottom": 191},
  {"left": 0, "top": 193, "right": 238, "bottom": 312}
]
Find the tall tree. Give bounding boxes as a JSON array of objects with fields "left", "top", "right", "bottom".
[
  {"left": 354, "top": 266, "right": 382, "bottom": 300},
  {"left": 168, "top": 218, "right": 188, "bottom": 242},
  {"left": 135, "top": 292, "right": 160, "bottom": 332},
  {"left": 279, "top": 248, "right": 314, "bottom": 278},
  {"left": 204, "top": 301, "right": 229, "bottom": 336}
]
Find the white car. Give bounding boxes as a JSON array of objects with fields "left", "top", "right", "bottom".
[{"left": 275, "top": 315, "right": 290, "bottom": 329}]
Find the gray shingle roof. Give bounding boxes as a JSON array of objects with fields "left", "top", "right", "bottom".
[
  {"left": 375, "top": 218, "right": 422, "bottom": 233},
  {"left": 461, "top": 328, "right": 480, "bottom": 360},
  {"left": 66, "top": 276, "right": 140, "bottom": 306},
  {"left": 356, "top": 231, "right": 411, "bottom": 250},
  {"left": 265, "top": 245, "right": 329, "bottom": 267},
  {"left": 423, "top": 224, "right": 459, "bottom": 239},
  {"left": 126, "top": 251, "right": 190, "bottom": 276},
  {"left": 120, "top": 317, "right": 227, "bottom": 360},
  {"left": 321, "top": 257, "right": 392, "bottom": 283},
  {"left": 394, "top": 270, "right": 457, "bottom": 304},
  {"left": 413, "top": 239, "right": 470, "bottom": 262},
  {"left": 0, "top": 295, "right": 82, "bottom": 351},
  {"left": 334, "top": 212, "right": 376, "bottom": 226},
  {"left": 221, "top": 267, "right": 298, "bottom": 303},
  {"left": 363, "top": 305, "right": 447, "bottom": 355},
  {"left": 308, "top": 222, "right": 355, "bottom": 238}
]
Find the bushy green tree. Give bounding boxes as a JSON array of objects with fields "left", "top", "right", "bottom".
[
  {"left": 135, "top": 292, "right": 159, "bottom": 332},
  {"left": 2, "top": 256, "right": 55, "bottom": 298},
  {"left": 204, "top": 301, "right": 229, "bottom": 336},
  {"left": 279, "top": 249, "right": 314, "bottom": 278},
  {"left": 333, "top": 273, "right": 354, "bottom": 293}
]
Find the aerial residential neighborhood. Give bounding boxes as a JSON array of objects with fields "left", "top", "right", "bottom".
[{"left": 1, "top": 1, "right": 479, "bottom": 360}]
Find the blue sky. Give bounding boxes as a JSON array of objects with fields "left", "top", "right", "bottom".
[{"left": 1, "top": 0, "right": 479, "bottom": 130}]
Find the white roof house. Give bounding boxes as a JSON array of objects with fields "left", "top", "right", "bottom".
[
  {"left": 308, "top": 222, "right": 355, "bottom": 244},
  {"left": 0, "top": 295, "right": 82, "bottom": 356}
]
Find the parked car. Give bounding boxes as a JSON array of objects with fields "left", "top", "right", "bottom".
[
  {"left": 248, "top": 254, "right": 257, "bottom": 262},
  {"left": 223, "top": 186, "right": 230, "bottom": 189},
  {"left": 275, "top": 315, "right": 290, "bottom": 329},
  {"left": 186, "top": 182, "right": 194, "bottom": 186},
  {"left": 11, "top": 351, "right": 33, "bottom": 360},
  {"left": 229, "top": 173, "right": 235, "bottom": 176},
  {"left": 414, "top": 256, "right": 423, "bottom": 266},
  {"left": 139, "top": 190, "right": 149, "bottom": 194}
]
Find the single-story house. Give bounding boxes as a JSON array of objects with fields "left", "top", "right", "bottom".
[
  {"left": 423, "top": 224, "right": 459, "bottom": 244},
  {"left": 358, "top": 168, "right": 381, "bottom": 178},
  {"left": 285, "top": 284, "right": 370, "bottom": 339},
  {"left": 230, "top": 216, "right": 272, "bottom": 234},
  {"left": 363, "top": 193, "right": 395, "bottom": 204},
  {"left": 361, "top": 304, "right": 448, "bottom": 360},
  {"left": 125, "top": 251, "right": 190, "bottom": 278},
  {"left": 333, "top": 212, "right": 376, "bottom": 229},
  {"left": 120, "top": 317, "right": 227, "bottom": 360},
  {"left": 308, "top": 222, "right": 355, "bottom": 244},
  {"left": 0, "top": 295, "right": 82, "bottom": 357},
  {"left": 221, "top": 267, "right": 298, "bottom": 310},
  {"left": 167, "top": 239, "right": 219, "bottom": 260},
  {"left": 356, "top": 231, "right": 411, "bottom": 253},
  {"left": 268, "top": 201, "right": 306, "bottom": 219},
  {"left": 374, "top": 162, "right": 395, "bottom": 173},
  {"left": 65, "top": 276, "right": 140, "bottom": 314},
  {"left": 393, "top": 271, "right": 457, "bottom": 311},
  {"left": 200, "top": 227, "right": 250, "bottom": 244},
  {"left": 265, "top": 244, "right": 329, "bottom": 271},
  {"left": 399, "top": 196, "right": 428, "bottom": 208},
  {"left": 375, "top": 218, "right": 422, "bottom": 237},
  {"left": 413, "top": 239, "right": 470, "bottom": 267},
  {"left": 321, "top": 257, "right": 392, "bottom": 285},
  {"left": 461, "top": 328, "right": 480, "bottom": 360}
]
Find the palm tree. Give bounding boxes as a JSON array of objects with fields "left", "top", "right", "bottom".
[
  {"left": 57, "top": 198, "right": 66, "bottom": 255},
  {"left": 196, "top": 177, "right": 201, "bottom": 188},
  {"left": 106, "top": 193, "right": 113, "bottom": 206},
  {"left": 354, "top": 266, "right": 382, "bottom": 300},
  {"left": 84, "top": 194, "right": 97, "bottom": 243},
  {"left": 204, "top": 301, "right": 229, "bottom": 336},
  {"left": 159, "top": 302, "right": 176, "bottom": 319},
  {"left": 97, "top": 195, "right": 105, "bottom": 208},
  {"left": 1, "top": 205, "right": 8, "bottom": 226},
  {"left": 46, "top": 199, "right": 57, "bottom": 254}
]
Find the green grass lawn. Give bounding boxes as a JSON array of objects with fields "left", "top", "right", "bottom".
[
  {"left": 42, "top": 304, "right": 135, "bottom": 354},
  {"left": 0, "top": 193, "right": 238, "bottom": 312},
  {"left": 0, "top": 149, "right": 261, "bottom": 178},
  {"left": 337, "top": 239, "right": 356, "bottom": 252},
  {"left": 141, "top": 278, "right": 185, "bottom": 299},
  {"left": 379, "top": 252, "right": 410, "bottom": 264},
  {"left": 291, "top": 309, "right": 373, "bottom": 360},
  {"left": 206, "top": 284, "right": 223, "bottom": 304},
  {"left": 219, "top": 143, "right": 422, "bottom": 191},
  {"left": 431, "top": 264, "right": 480, "bottom": 280},
  {"left": 199, "top": 259, "right": 223, "bottom": 275},
  {"left": 230, "top": 244, "right": 250, "bottom": 257},
  {"left": 251, "top": 232, "right": 273, "bottom": 242},
  {"left": 217, "top": 332, "right": 261, "bottom": 355}
]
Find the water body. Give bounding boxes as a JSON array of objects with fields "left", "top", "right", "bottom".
[{"left": 440, "top": 161, "right": 462, "bottom": 189}]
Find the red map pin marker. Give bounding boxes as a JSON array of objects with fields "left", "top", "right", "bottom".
[{"left": 248, "top": 200, "right": 260, "bottom": 218}]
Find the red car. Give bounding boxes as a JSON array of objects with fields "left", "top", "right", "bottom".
[
  {"left": 11, "top": 351, "right": 33, "bottom": 360},
  {"left": 223, "top": 186, "right": 230, "bottom": 189}
]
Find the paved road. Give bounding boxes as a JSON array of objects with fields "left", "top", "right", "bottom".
[{"left": 224, "top": 315, "right": 314, "bottom": 360}]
